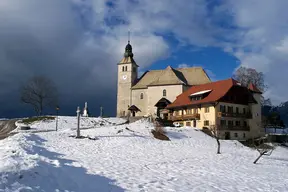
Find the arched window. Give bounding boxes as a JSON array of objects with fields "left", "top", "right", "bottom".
[
  {"left": 125, "top": 66, "right": 128, "bottom": 71},
  {"left": 163, "top": 89, "right": 167, "bottom": 97},
  {"left": 122, "top": 66, "right": 125, "bottom": 71},
  {"left": 140, "top": 93, "right": 144, "bottom": 99}
]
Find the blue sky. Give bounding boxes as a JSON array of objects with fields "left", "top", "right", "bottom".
[
  {"left": 144, "top": 46, "right": 240, "bottom": 81},
  {"left": 1, "top": 0, "right": 288, "bottom": 117}
]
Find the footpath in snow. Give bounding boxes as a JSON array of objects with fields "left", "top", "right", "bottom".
[{"left": 1, "top": 116, "right": 288, "bottom": 192}]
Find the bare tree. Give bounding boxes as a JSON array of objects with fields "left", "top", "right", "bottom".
[
  {"left": 210, "top": 125, "right": 221, "bottom": 154},
  {"left": 233, "top": 66, "right": 266, "bottom": 91},
  {"left": 253, "top": 136, "right": 275, "bottom": 164},
  {"left": 233, "top": 66, "right": 268, "bottom": 105},
  {"left": 20, "top": 76, "right": 58, "bottom": 116}
]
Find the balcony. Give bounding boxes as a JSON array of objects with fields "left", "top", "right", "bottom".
[
  {"left": 218, "top": 112, "right": 252, "bottom": 119},
  {"left": 168, "top": 113, "right": 200, "bottom": 121},
  {"left": 218, "top": 125, "right": 250, "bottom": 131}
]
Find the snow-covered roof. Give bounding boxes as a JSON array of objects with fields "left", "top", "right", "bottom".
[{"left": 190, "top": 90, "right": 212, "bottom": 96}]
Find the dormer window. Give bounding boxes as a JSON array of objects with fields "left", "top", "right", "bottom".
[{"left": 190, "top": 90, "right": 212, "bottom": 101}]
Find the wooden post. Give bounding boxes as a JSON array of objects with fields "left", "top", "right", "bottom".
[{"left": 76, "top": 106, "right": 81, "bottom": 138}]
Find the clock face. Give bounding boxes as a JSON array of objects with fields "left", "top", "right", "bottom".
[{"left": 122, "top": 75, "right": 127, "bottom": 80}]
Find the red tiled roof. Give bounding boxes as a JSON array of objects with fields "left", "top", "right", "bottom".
[
  {"left": 167, "top": 78, "right": 240, "bottom": 108},
  {"left": 248, "top": 83, "right": 262, "bottom": 94}
]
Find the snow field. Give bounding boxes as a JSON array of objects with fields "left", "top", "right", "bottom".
[{"left": 1, "top": 116, "right": 288, "bottom": 191}]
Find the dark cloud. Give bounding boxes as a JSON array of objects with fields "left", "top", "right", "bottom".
[
  {"left": 0, "top": 0, "right": 116, "bottom": 117},
  {"left": 2, "top": 0, "right": 287, "bottom": 118},
  {"left": 0, "top": 0, "right": 170, "bottom": 118}
]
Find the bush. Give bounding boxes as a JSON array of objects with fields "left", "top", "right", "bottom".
[
  {"left": 21, "top": 116, "right": 55, "bottom": 124},
  {"left": 151, "top": 121, "right": 170, "bottom": 141},
  {"left": 151, "top": 129, "right": 170, "bottom": 141}
]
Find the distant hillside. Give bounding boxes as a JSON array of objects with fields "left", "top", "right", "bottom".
[
  {"left": 262, "top": 101, "right": 288, "bottom": 127},
  {"left": 277, "top": 102, "right": 288, "bottom": 127}
]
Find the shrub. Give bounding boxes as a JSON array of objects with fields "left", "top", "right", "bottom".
[{"left": 21, "top": 116, "right": 55, "bottom": 124}]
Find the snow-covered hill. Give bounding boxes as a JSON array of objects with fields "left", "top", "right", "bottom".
[{"left": 1, "top": 117, "right": 288, "bottom": 192}]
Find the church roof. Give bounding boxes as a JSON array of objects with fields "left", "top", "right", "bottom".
[
  {"left": 118, "top": 56, "right": 139, "bottom": 67},
  {"left": 118, "top": 41, "right": 139, "bottom": 67},
  {"left": 132, "top": 66, "right": 211, "bottom": 89}
]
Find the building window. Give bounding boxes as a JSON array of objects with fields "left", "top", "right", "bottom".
[
  {"left": 204, "top": 120, "right": 209, "bottom": 126},
  {"left": 243, "top": 108, "right": 246, "bottom": 114},
  {"left": 243, "top": 121, "right": 247, "bottom": 127},
  {"left": 205, "top": 107, "right": 209, "bottom": 113},
  {"left": 187, "top": 109, "right": 192, "bottom": 114},
  {"left": 220, "top": 120, "right": 226, "bottom": 126},
  {"left": 140, "top": 93, "right": 144, "bottom": 99},
  {"left": 243, "top": 133, "right": 246, "bottom": 138},
  {"left": 228, "top": 120, "right": 233, "bottom": 127},
  {"left": 163, "top": 89, "right": 167, "bottom": 97},
  {"left": 122, "top": 66, "right": 125, "bottom": 71},
  {"left": 236, "top": 107, "right": 239, "bottom": 114},
  {"left": 194, "top": 108, "right": 198, "bottom": 114},
  {"left": 186, "top": 122, "right": 191, "bottom": 126},
  {"left": 228, "top": 106, "right": 233, "bottom": 113},
  {"left": 125, "top": 66, "right": 128, "bottom": 71},
  {"left": 234, "top": 133, "right": 238, "bottom": 137},
  {"left": 220, "top": 105, "right": 226, "bottom": 113},
  {"left": 235, "top": 121, "right": 240, "bottom": 126}
]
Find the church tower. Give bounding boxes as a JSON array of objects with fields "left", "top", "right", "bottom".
[{"left": 116, "top": 40, "right": 138, "bottom": 117}]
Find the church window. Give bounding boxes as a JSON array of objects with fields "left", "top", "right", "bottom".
[
  {"left": 163, "top": 89, "right": 167, "bottom": 97},
  {"left": 122, "top": 66, "right": 125, "bottom": 71},
  {"left": 125, "top": 66, "right": 128, "bottom": 71},
  {"left": 140, "top": 93, "right": 144, "bottom": 99}
]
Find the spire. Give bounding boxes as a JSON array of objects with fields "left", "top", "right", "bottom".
[
  {"left": 128, "top": 30, "right": 130, "bottom": 44},
  {"left": 124, "top": 30, "right": 133, "bottom": 58}
]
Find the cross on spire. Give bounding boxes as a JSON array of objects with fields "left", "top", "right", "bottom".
[{"left": 128, "top": 30, "right": 130, "bottom": 44}]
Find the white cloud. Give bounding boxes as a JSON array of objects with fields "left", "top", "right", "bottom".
[
  {"left": 1, "top": 0, "right": 288, "bottom": 116},
  {"left": 178, "top": 63, "right": 190, "bottom": 68},
  {"left": 219, "top": 0, "right": 288, "bottom": 104}
]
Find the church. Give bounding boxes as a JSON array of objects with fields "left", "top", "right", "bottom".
[
  {"left": 116, "top": 41, "right": 263, "bottom": 140},
  {"left": 116, "top": 41, "right": 211, "bottom": 117}
]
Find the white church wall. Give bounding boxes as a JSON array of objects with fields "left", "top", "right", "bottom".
[
  {"left": 131, "top": 89, "right": 148, "bottom": 116},
  {"left": 147, "top": 85, "right": 183, "bottom": 116}
]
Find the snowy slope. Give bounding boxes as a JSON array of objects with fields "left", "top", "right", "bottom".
[
  {"left": 13, "top": 116, "right": 127, "bottom": 133},
  {"left": 1, "top": 118, "right": 288, "bottom": 192}
]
